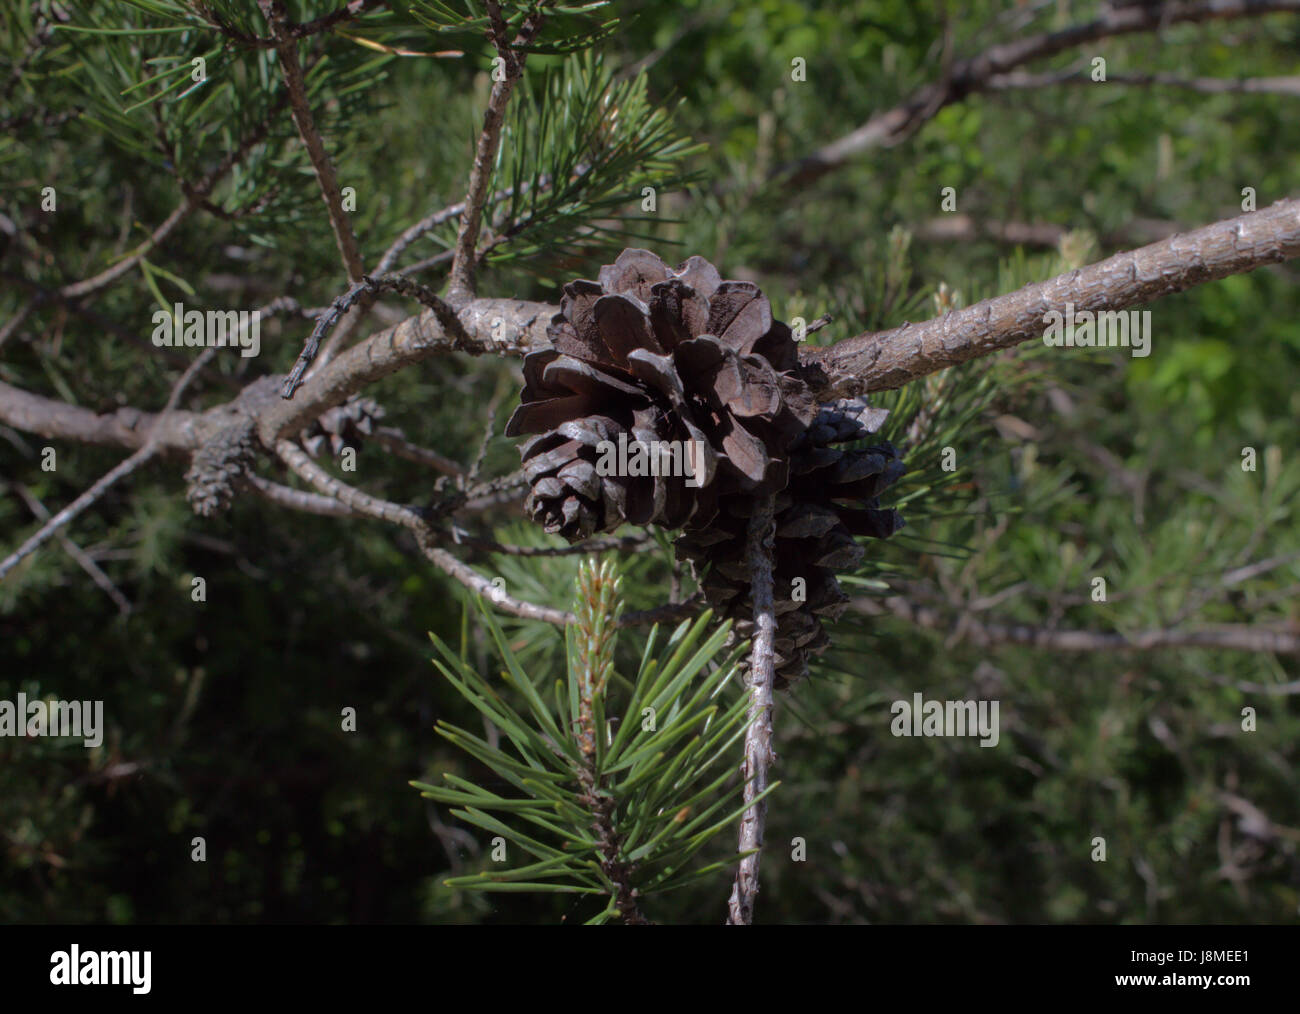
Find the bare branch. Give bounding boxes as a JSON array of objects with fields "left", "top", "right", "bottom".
[
  {"left": 275, "top": 438, "right": 427, "bottom": 530},
  {"left": 243, "top": 473, "right": 359, "bottom": 518},
  {"left": 370, "top": 427, "right": 466, "bottom": 477},
  {"left": 274, "top": 434, "right": 697, "bottom": 628}
]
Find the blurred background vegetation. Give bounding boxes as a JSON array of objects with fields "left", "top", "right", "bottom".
[{"left": 1, "top": 0, "right": 1298, "bottom": 923}]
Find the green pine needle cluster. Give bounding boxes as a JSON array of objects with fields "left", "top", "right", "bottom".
[{"left": 413, "top": 559, "right": 768, "bottom": 923}]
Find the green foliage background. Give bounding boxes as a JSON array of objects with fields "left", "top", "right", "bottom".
[{"left": 1, "top": 0, "right": 1297, "bottom": 923}]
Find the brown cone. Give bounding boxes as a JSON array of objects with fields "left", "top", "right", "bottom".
[
  {"left": 505, "top": 249, "right": 815, "bottom": 542},
  {"left": 300, "top": 395, "right": 385, "bottom": 458}
]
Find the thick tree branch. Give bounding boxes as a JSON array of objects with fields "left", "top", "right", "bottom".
[
  {"left": 261, "top": 298, "right": 551, "bottom": 442},
  {"left": 0, "top": 297, "right": 553, "bottom": 454},
  {"left": 803, "top": 198, "right": 1300, "bottom": 398},
  {"left": 9, "top": 197, "right": 1300, "bottom": 457}
]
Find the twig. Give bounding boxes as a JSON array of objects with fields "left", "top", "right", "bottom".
[
  {"left": 5, "top": 481, "right": 132, "bottom": 613},
  {"left": 445, "top": 1, "right": 549, "bottom": 306},
  {"left": 369, "top": 426, "right": 466, "bottom": 476},
  {"left": 282, "top": 274, "right": 470, "bottom": 397},
  {"left": 244, "top": 473, "right": 359, "bottom": 518},
  {"left": 261, "top": 0, "right": 366, "bottom": 285},
  {"left": 466, "top": 394, "right": 500, "bottom": 484},
  {"left": 275, "top": 434, "right": 698, "bottom": 627},
  {"left": 727, "top": 492, "right": 777, "bottom": 926},
  {"left": 200, "top": 0, "right": 386, "bottom": 48},
  {"left": 0, "top": 299, "right": 33, "bottom": 350},
  {"left": 59, "top": 105, "right": 283, "bottom": 300},
  {"left": 374, "top": 171, "right": 569, "bottom": 276},
  {"left": 274, "top": 438, "right": 427, "bottom": 530}
]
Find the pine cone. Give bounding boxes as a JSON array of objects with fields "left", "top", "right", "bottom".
[
  {"left": 505, "top": 249, "right": 815, "bottom": 541},
  {"left": 299, "top": 395, "right": 385, "bottom": 458},
  {"left": 674, "top": 398, "right": 906, "bottom": 688},
  {"left": 185, "top": 421, "right": 257, "bottom": 517}
]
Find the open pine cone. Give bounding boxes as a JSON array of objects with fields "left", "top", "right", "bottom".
[
  {"left": 506, "top": 249, "right": 908, "bottom": 688},
  {"left": 504, "top": 249, "right": 815, "bottom": 541},
  {"left": 674, "top": 398, "right": 906, "bottom": 688},
  {"left": 299, "top": 395, "right": 385, "bottom": 458}
]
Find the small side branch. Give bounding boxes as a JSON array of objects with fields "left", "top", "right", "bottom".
[
  {"left": 262, "top": 0, "right": 366, "bottom": 286},
  {"left": 445, "top": 1, "right": 548, "bottom": 306},
  {"left": 282, "top": 274, "right": 470, "bottom": 397}
]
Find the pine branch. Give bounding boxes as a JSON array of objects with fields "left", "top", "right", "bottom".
[
  {"left": 804, "top": 198, "right": 1300, "bottom": 398},
  {"left": 8, "top": 197, "right": 1300, "bottom": 457}
]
